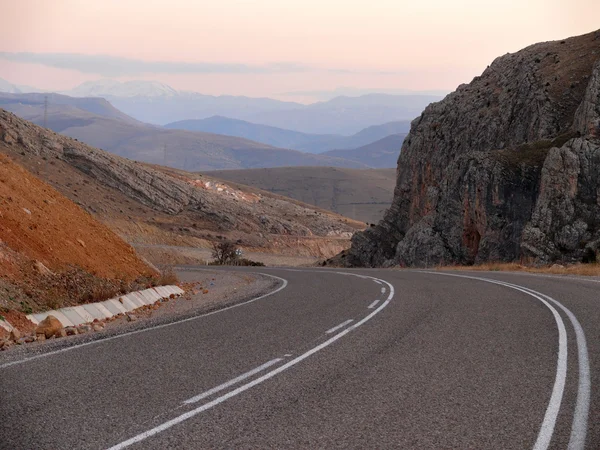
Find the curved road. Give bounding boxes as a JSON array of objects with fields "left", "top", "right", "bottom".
[{"left": 1, "top": 267, "right": 599, "bottom": 449}]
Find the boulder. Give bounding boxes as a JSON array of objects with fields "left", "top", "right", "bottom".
[{"left": 35, "top": 315, "right": 63, "bottom": 339}]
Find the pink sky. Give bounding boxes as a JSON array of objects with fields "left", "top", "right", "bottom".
[{"left": 1, "top": 0, "right": 598, "bottom": 100}]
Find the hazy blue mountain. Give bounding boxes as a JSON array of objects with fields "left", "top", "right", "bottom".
[
  {"left": 64, "top": 79, "right": 178, "bottom": 98},
  {"left": 248, "top": 94, "right": 441, "bottom": 134},
  {"left": 166, "top": 116, "right": 411, "bottom": 153},
  {"left": 0, "top": 92, "right": 142, "bottom": 126},
  {"left": 0, "top": 93, "right": 367, "bottom": 170},
  {"left": 61, "top": 80, "right": 303, "bottom": 125},
  {"left": 0, "top": 77, "right": 42, "bottom": 94},
  {"left": 321, "top": 133, "right": 406, "bottom": 168},
  {"left": 281, "top": 86, "right": 450, "bottom": 102},
  {"left": 58, "top": 80, "right": 441, "bottom": 134},
  {"left": 164, "top": 116, "right": 333, "bottom": 152}
]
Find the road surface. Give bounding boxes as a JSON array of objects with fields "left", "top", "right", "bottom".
[{"left": 1, "top": 267, "right": 598, "bottom": 449}]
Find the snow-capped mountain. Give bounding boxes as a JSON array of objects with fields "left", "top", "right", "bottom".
[
  {"left": 65, "top": 79, "right": 179, "bottom": 98},
  {"left": 0, "top": 77, "right": 42, "bottom": 94}
]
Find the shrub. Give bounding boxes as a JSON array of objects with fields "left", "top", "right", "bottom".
[{"left": 211, "top": 240, "right": 239, "bottom": 264}]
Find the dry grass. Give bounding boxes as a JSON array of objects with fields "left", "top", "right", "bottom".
[
  {"left": 157, "top": 268, "right": 179, "bottom": 286},
  {"left": 436, "top": 262, "right": 600, "bottom": 276}
]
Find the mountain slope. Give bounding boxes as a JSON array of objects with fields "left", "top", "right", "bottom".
[
  {"left": 321, "top": 133, "right": 406, "bottom": 168},
  {"left": 65, "top": 79, "right": 178, "bottom": 98},
  {"left": 207, "top": 167, "right": 396, "bottom": 224},
  {"left": 0, "top": 92, "right": 141, "bottom": 124},
  {"left": 347, "top": 29, "right": 600, "bottom": 267},
  {"left": 0, "top": 153, "right": 157, "bottom": 314},
  {"left": 0, "top": 109, "right": 365, "bottom": 264},
  {"left": 248, "top": 94, "right": 441, "bottom": 134},
  {"left": 165, "top": 116, "right": 337, "bottom": 153},
  {"left": 0, "top": 95, "right": 367, "bottom": 170},
  {"left": 165, "top": 116, "right": 411, "bottom": 153},
  {"left": 60, "top": 80, "right": 440, "bottom": 134},
  {"left": 83, "top": 87, "right": 303, "bottom": 125}
]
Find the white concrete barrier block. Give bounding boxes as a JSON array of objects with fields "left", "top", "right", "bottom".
[
  {"left": 138, "top": 290, "right": 157, "bottom": 304},
  {"left": 26, "top": 314, "right": 40, "bottom": 325},
  {"left": 142, "top": 288, "right": 161, "bottom": 301},
  {"left": 101, "top": 299, "right": 127, "bottom": 315},
  {"left": 47, "top": 311, "right": 75, "bottom": 328},
  {"left": 125, "top": 293, "right": 145, "bottom": 308},
  {"left": 155, "top": 286, "right": 171, "bottom": 298},
  {"left": 72, "top": 306, "right": 95, "bottom": 324},
  {"left": 82, "top": 304, "right": 110, "bottom": 320},
  {"left": 0, "top": 319, "right": 14, "bottom": 333},
  {"left": 30, "top": 312, "right": 52, "bottom": 325},
  {"left": 59, "top": 307, "right": 88, "bottom": 327},
  {"left": 119, "top": 296, "right": 138, "bottom": 312}
]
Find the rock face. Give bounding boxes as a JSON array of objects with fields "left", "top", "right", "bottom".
[{"left": 348, "top": 30, "right": 600, "bottom": 267}]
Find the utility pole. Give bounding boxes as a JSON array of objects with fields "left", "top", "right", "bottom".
[
  {"left": 44, "top": 95, "right": 49, "bottom": 177},
  {"left": 163, "top": 144, "right": 167, "bottom": 167}
]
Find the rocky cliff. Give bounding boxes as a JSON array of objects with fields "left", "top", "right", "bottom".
[{"left": 348, "top": 30, "right": 600, "bottom": 267}]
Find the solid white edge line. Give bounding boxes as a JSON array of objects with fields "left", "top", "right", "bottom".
[
  {"left": 106, "top": 274, "right": 395, "bottom": 450},
  {"left": 0, "top": 273, "right": 288, "bottom": 370},
  {"left": 325, "top": 319, "right": 354, "bottom": 334},
  {"left": 184, "top": 358, "right": 284, "bottom": 404},
  {"left": 482, "top": 279, "right": 590, "bottom": 450},
  {"left": 419, "top": 271, "right": 568, "bottom": 450},
  {"left": 368, "top": 300, "right": 380, "bottom": 309}
]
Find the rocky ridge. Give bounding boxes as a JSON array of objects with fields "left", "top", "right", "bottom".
[
  {"left": 0, "top": 110, "right": 363, "bottom": 261},
  {"left": 348, "top": 30, "right": 600, "bottom": 267}
]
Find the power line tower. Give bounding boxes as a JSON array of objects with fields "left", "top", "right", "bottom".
[{"left": 43, "top": 95, "right": 48, "bottom": 128}]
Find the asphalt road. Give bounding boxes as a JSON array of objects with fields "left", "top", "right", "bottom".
[{"left": 1, "top": 267, "right": 599, "bottom": 449}]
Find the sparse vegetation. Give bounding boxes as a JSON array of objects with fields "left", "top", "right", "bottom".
[
  {"left": 158, "top": 268, "right": 179, "bottom": 286},
  {"left": 211, "top": 240, "right": 239, "bottom": 265},
  {"left": 496, "top": 131, "right": 580, "bottom": 168}
]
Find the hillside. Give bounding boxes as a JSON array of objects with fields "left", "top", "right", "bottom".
[
  {"left": 0, "top": 109, "right": 365, "bottom": 267},
  {"left": 207, "top": 167, "right": 396, "bottom": 224},
  {"left": 248, "top": 94, "right": 441, "bottom": 134},
  {"left": 60, "top": 80, "right": 440, "bottom": 134},
  {"left": 165, "top": 116, "right": 411, "bottom": 153},
  {"left": 0, "top": 94, "right": 367, "bottom": 170},
  {"left": 0, "top": 153, "right": 157, "bottom": 316},
  {"left": 321, "top": 134, "right": 406, "bottom": 168},
  {"left": 0, "top": 92, "right": 140, "bottom": 124},
  {"left": 347, "top": 29, "right": 600, "bottom": 267}
]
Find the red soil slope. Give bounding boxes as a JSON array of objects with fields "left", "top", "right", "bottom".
[{"left": 0, "top": 154, "right": 157, "bottom": 313}]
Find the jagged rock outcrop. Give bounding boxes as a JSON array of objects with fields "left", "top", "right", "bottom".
[{"left": 348, "top": 30, "right": 600, "bottom": 267}]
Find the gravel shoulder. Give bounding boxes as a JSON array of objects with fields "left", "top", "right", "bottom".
[{"left": 0, "top": 269, "right": 279, "bottom": 366}]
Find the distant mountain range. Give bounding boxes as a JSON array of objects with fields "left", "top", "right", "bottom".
[
  {"left": 165, "top": 116, "right": 410, "bottom": 153},
  {"left": 0, "top": 78, "right": 441, "bottom": 135},
  {"left": 65, "top": 79, "right": 178, "bottom": 98},
  {"left": 0, "top": 92, "right": 369, "bottom": 170},
  {"left": 0, "top": 77, "right": 41, "bottom": 94},
  {"left": 321, "top": 134, "right": 406, "bottom": 168},
  {"left": 57, "top": 79, "right": 441, "bottom": 134}
]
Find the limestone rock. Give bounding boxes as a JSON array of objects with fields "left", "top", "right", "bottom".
[
  {"left": 35, "top": 315, "right": 63, "bottom": 339},
  {"left": 347, "top": 30, "right": 600, "bottom": 267},
  {"left": 9, "top": 328, "right": 21, "bottom": 342}
]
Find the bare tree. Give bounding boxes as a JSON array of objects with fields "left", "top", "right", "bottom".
[{"left": 211, "top": 240, "right": 238, "bottom": 264}]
